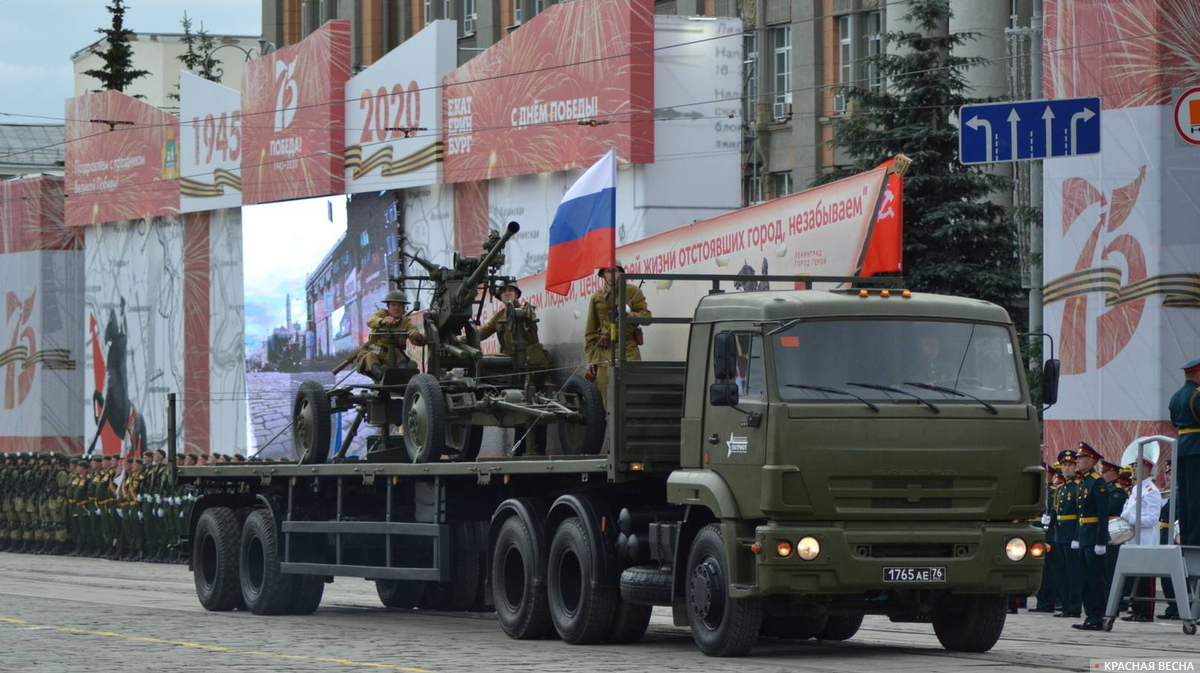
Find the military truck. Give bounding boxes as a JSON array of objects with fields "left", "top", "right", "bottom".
[{"left": 176, "top": 276, "right": 1054, "bottom": 657}]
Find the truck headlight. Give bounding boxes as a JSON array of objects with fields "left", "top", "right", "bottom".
[
  {"left": 1005, "top": 538, "right": 1027, "bottom": 561},
  {"left": 796, "top": 536, "right": 820, "bottom": 561}
]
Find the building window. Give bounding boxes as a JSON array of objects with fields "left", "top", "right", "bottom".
[
  {"left": 747, "top": 172, "right": 765, "bottom": 205},
  {"left": 424, "top": 0, "right": 433, "bottom": 24},
  {"left": 513, "top": 0, "right": 522, "bottom": 24},
  {"left": 535, "top": 0, "right": 546, "bottom": 14},
  {"left": 838, "top": 16, "right": 852, "bottom": 86},
  {"left": 772, "top": 26, "right": 791, "bottom": 122},
  {"left": 443, "top": 0, "right": 452, "bottom": 19},
  {"left": 772, "top": 172, "right": 793, "bottom": 198},
  {"left": 360, "top": 231, "right": 369, "bottom": 247},
  {"left": 865, "top": 11, "right": 882, "bottom": 92},
  {"left": 462, "top": 0, "right": 476, "bottom": 33},
  {"left": 744, "top": 33, "right": 757, "bottom": 123}
]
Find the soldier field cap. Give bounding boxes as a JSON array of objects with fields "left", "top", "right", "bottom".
[{"left": 1077, "top": 442, "right": 1102, "bottom": 461}]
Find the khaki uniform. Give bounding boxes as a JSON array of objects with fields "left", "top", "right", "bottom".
[
  {"left": 479, "top": 305, "right": 552, "bottom": 370},
  {"left": 356, "top": 309, "right": 424, "bottom": 375},
  {"left": 585, "top": 284, "right": 650, "bottom": 406}
]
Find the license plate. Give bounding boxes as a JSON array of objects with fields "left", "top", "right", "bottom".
[{"left": 883, "top": 567, "right": 946, "bottom": 583}]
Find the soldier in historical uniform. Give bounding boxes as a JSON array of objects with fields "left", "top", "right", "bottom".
[
  {"left": 357, "top": 290, "right": 427, "bottom": 382},
  {"left": 478, "top": 281, "right": 554, "bottom": 455},
  {"left": 1053, "top": 450, "right": 1082, "bottom": 618},
  {"left": 585, "top": 262, "right": 651, "bottom": 408},
  {"left": 1169, "top": 358, "right": 1199, "bottom": 546},
  {"left": 1072, "top": 441, "right": 1111, "bottom": 631}
]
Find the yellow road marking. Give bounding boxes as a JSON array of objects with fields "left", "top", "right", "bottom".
[{"left": 0, "top": 616, "right": 431, "bottom": 672}]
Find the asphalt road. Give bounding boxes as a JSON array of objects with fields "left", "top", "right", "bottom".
[{"left": 0, "top": 551, "right": 1194, "bottom": 672}]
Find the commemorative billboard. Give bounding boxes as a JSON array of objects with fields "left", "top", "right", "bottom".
[
  {"left": 441, "top": 0, "right": 655, "bottom": 183},
  {"left": 180, "top": 72, "right": 243, "bottom": 212},
  {"left": 345, "top": 20, "right": 457, "bottom": 193},
  {"left": 64, "top": 90, "right": 181, "bottom": 226},
  {"left": 241, "top": 20, "right": 351, "bottom": 205}
]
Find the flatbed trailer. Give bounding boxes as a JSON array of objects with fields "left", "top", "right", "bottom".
[{"left": 176, "top": 276, "right": 1052, "bottom": 657}]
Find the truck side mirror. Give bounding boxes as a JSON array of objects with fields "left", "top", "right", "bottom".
[
  {"left": 1042, "top": 358, "right": 1060, "bottom": 407},
  {"left": 713, "top": 332, "right": 736, "bottom": 381},
  {"left": 709, "top": 382, "right": 739, "bottom": 407}
]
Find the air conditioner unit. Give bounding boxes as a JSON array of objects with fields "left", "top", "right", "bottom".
[
  {"left": 773, "top": 102, "right": 792, "bottom": 122},
  {"left": 833, "top": 94, "right": 846, "bottom": 115}
]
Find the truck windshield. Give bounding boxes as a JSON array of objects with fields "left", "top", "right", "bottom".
[{"left": 773, "top": 320, "right": 1022, "bottom": 403}]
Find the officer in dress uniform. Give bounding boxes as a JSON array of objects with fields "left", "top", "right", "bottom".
[
  {"left": 1032, "top": 461, "right": 1061, "bottom": 612},
  {"left": 1119, "top": 457, "right": 1161, "bottom": 622},
  {"left": 1159, "top": 459, "right": 1179, "bottom": 619},
  {"left": 1169, "top": 358, "right": 1200, "bottom": 546},
  {"left": 1054, "top": 451, "right": 1082, "bottom": 618},
  {"left": 585, "top": 262, "right": 651, "bottom": 408},
  {"left": 1099, "top": 461, "right": 1126, "bottom": 604},
  {"left": 1072, "top": 441, "right": 1111, "bottom": 631}
]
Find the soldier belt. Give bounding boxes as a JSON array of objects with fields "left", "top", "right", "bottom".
[
  {"left": 1161, "top": 522, "right": 1171, "bottom": 529},
  {"left": 1057, "top": 515, "right": 1078, "bottom": 521},
  {"left": 1180, "top": 428, "right": 1200, "bottom": 435},
  {"left": 1080, "top": 516, "right": 1100, "bottom": 524},
  {"left": 1109, "top": 516, "right": 1120, "bottom": 520}
]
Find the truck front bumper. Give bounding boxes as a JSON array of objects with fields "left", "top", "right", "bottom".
[{"left": 743, "top": 522, "right": 1044, "bottom": 598}]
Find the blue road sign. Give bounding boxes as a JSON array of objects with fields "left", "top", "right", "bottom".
[{"left": 959, "top": 97, "right": 1101, "bottom": 165}]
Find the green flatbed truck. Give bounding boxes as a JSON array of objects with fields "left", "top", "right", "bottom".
[{"left": 177, "top": 277, "right": 1052, "bottom": 657}]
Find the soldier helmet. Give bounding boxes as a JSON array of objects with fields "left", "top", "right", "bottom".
[
  {"left": 233, "top": 454, "right": 246, "bottom": 462},
  {"left": 597, "top": 260, "right": 626, "bottom": 277},
  {"left": 381, "top": 290, "right": 409, "bottom": 305},
  {"left": 497, "top": 281, "right": 522, "bottom": 298}
]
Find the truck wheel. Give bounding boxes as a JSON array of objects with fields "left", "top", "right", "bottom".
[
  {"left": 605, "top": 599, "right": 652, "bottom": 643},
  {"left": 293, "top": 380, "right": 331, "bottom": 464},
  {"left": 932, "top": 594, "right": 1006, "bottom": 652},
  {"left": 686, "top": 524, "right": 762, "bottom": 657},
  {"left": 376, "top": 579, "right": 424, "bottom": 609},
  {"left": 193, "top": 507, "right": 242, "bottom": 611},
  {"left": 619, "top": 566, "right": 673, "bottom": 606},
  {"left": 557, "top": 376, "right": 605, "bottom": 455},
  {"left": 547, "top": 517, "right": 617, "bottom": 644},
  {"left": 403, "top": 373, "right": 447, "bottom": 463},
  {"left": 239, "top": 509, "right": 296, "bottom": 615},
  {"left": 447, "top": 423, "right": 483, "bottom": 462},
  {"left": 287, "top": 575, "right": 325, "bottom": 615},
  {"left": 818, "top": 614, "right": 864, "bottom": 641},
  {"left": 422, "top": 551, "right": 482, "bottom": 611},
  {"left": 492, "top": 516, "right": 553, "bottom": 639}
]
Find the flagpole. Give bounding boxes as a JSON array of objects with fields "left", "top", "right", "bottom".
[{"left": 609, "top": 150, "right": 618, "bottom": 379}]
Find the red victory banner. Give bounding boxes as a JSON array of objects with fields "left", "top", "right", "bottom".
[
  {"left": 64, "top": 90, "right": 181, "bottom": 227},
  {"left": 441, "top": 0, "right": 654, "bottom": 184},
  {"left": 241, "top": 20, "right": 351, "bottom": 205}
]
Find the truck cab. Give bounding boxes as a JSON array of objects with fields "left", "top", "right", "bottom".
[{"left": 659, "top": 288, "right": 1045, "bottom": 654}]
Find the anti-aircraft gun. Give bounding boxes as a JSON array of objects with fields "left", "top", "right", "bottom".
[{"left": 290, "top": 221, "right": 605, "bottom": 467}]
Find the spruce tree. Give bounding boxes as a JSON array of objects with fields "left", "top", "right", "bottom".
[
  {"left": 170, "top": 12, "right": 222, "bottom": 101},
  {"left": 818, "top": 0, "right": 1020, "bottom": 317},
  {"left": 83, "top": 0, "right": 151, "bottom": 93}
]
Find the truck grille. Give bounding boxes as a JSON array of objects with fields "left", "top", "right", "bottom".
[{"left": 828, "top": 476, "right": 996, "bottom": 514}]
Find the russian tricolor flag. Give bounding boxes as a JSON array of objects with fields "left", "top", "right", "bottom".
[{"left": 545, "top": 149, "right": 616, "bottom": 296}]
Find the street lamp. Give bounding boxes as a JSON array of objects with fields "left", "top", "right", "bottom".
[{"left": 200, "top": 39, "right": 277, "bottom": 81}]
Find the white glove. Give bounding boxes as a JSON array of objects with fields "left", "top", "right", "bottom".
[
  {"left": 1041, "top": 514, "right": 1051, "bottom": 526},
  {"left": 174, "top": 497, "right": 181, "bottom": 506},
  {"left": 155, "top": 495, "right": 161, "bottom": 503},
  {"left": 157, "top": 508, "right": 163, "bottom": 517},
  {"left": 135, "top": 494, "right": 141, "bottom": 503},
  {"left": 137, "top": 511, "right": 143, "bottom": 521},
  {"left": 1070, "top": 540, "right": 1080, "bottom": 550},
  {"left": 94, "top": 509, "right": 101, "bottom": 515},
  {"left": 1094, "top": 545, "right": 1106, "bottom": 555},
  {"left": 117, "top": 509, "right": 123, "bottom": 518}
]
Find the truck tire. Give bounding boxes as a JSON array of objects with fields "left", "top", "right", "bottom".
[
  {"left": 605, "top": 599, "right": 652, "bottom": 644},
  {"left": 547, "top": 517, "right": 617, "bottom": 644},
  {"left": 619, "top": 566, "right": 673, "bottom": 606},
  {"left": 376, "top": 579, "right": 424, "bottom": 609},
  {"left": 557, "top": 376, "right": 605, "bottom": 455},
  {"left": 818, "top": 614, "right": 864, "bottom": 641},
  {"left": 287, "top": 575, "right": 325, "bottom": 615},
  {"left": 685, "top": 524, "right": 762, "bottom": 657},
  {"left": 403, "top": 373, "right": 447, "bottom": 463},
  {"left": 193, "top": 507, "right": 242, "bottom": 612},
  {"left": 238, "top": 509, "right": 296, "bottom": 615},
  {"left": 293, "top": 380, "right": 331, "bottom": 464},
  {"left": 492, "top": 516, "right": 553, "bottom": 639},
  {"left": 422, "top": 551, "right": 482, "bottom": 612},
  {"left": 932, "top": 594, "right": 1006, "bottom": 652}
]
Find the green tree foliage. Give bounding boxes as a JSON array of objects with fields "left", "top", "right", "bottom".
[
  {"left": 169, "top": 12, "right": 222, "bottom": 101},
  {"left": 83, "top": 0, "right": 151, "bottom": 93},
  {"left": 817, "top": 0, "right": 1021, "bottom": 317}
]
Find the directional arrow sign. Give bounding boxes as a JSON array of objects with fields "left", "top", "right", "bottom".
[{"left": 959, "top": 96, "right": 1100, "bottom": 165}]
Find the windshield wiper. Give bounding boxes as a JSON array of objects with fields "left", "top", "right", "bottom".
[
  {"left": 785, "top": 384, "right": 879, "bottom": 412},
  {"left": 846, "top": 382, "right": 940, "bottom": 413},
  {"left": 903, "top": 382, "right": 998, "bottom": 415}
]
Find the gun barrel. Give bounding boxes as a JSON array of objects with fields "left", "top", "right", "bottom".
[{"left": 457, "top": 221, "right": 520, "bottom": 304}]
